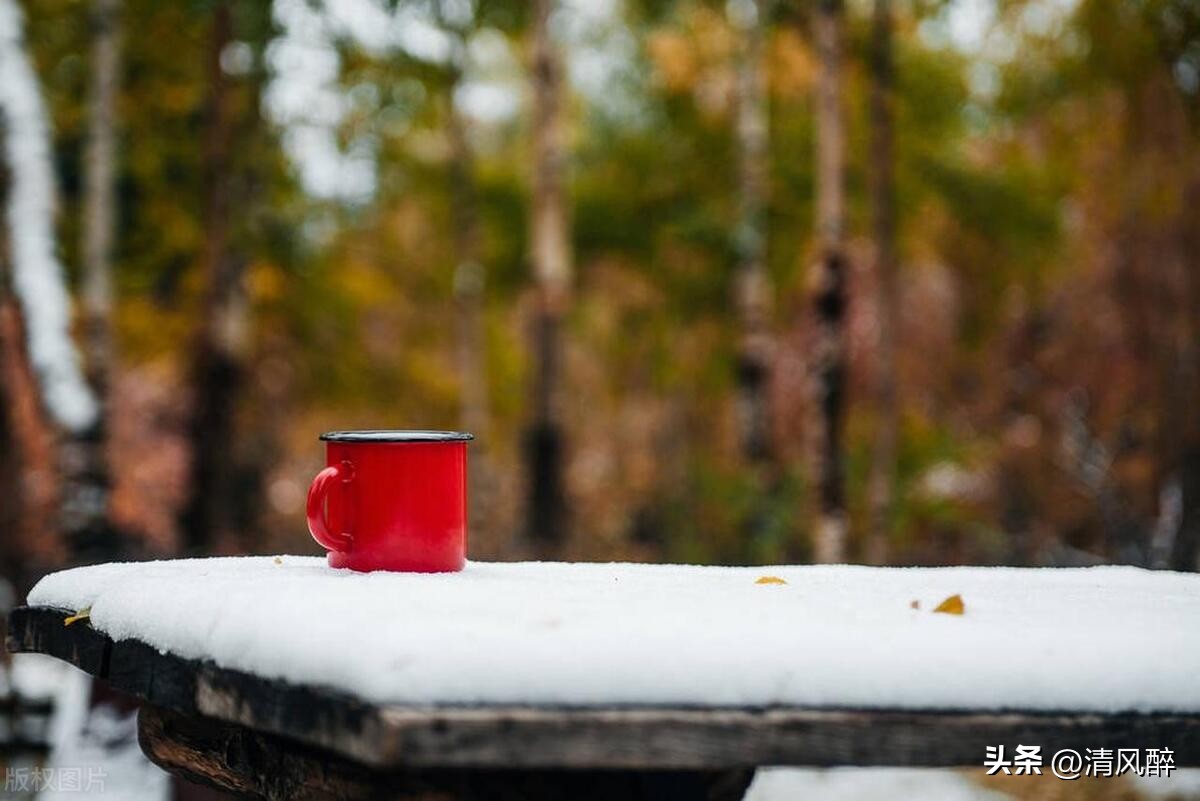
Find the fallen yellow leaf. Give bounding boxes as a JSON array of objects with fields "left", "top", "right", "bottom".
[
  {"left": 273, "top": 556, "right": 283, "bottom": 565},
  {"left": 933, "top": 594, "right": 964, "bottom": 615},
  {"left": 756, "top": 576, "right": 787, "bottom": 585},
  {"left": 63, "top": 608, "right": 91, "bottom": 626}
]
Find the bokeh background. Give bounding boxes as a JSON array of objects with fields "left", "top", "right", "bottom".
[{"left": 1, "top": 0, "right": 1198, "bottom": 592}]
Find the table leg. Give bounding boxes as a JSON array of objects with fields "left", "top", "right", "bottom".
[{"left": 137, "top": 704, "right": 756, "bottom": 801}]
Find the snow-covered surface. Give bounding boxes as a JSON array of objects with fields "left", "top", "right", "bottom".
[
  {"left": 25, "top": 557, "right": 1200, "bottom": 711},
  {"left": 0, "top": 0, "right": 99, "bottom": 433},
  {"left": 744, "top": 768, "right": 1012, "bottom": 801}
]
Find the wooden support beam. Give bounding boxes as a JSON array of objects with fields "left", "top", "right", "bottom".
[{"left": 139, "top": 704, "right": 754, "bottom": 801}]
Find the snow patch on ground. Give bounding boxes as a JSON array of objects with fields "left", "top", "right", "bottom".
[
  {"left": 5, "top": 653, "right": 75, "bottom": 701},
  {"left": 2, "top": 655, "right": 168, "bottom": 800},
  {"left": 745, "top": 768, "right": 1012, "bottom": 801},
  {"left": 746, "top": 767, "right": 1200, "bottom": 801},
  {"left": 40, "top": 701, "right": 170, "bottom": 801},
  {"left": 26, "top": 557, "right": 1200, "bottom": 710},
  {"left": 1134, "top": 769, "right": 1200, "bottom": 798}
]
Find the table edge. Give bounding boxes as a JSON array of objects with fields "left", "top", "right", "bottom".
[{"left": 8, "top": 605, "right": 1200, "bottom": 770}]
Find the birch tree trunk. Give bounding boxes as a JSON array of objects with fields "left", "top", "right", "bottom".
[
  {"left": 0, "top": 0, "right": 128, "bottom": 562},
  {"left": 179, "top": 0, "right": 248, "bottom": 554},
  {"left": 525, "top": 0, "right": 570, "bottom": 552},
  {"left": 58, "top": 0, "right": 123, "bottom": 562},
  {"left": 445, "top": 31, "right": 495, "bottom": 540},
  {"left": 731, "top": 0, "right": 773, "bottom": 467},
  {"left": 808, "top": 0, "right": 849, "bottom": 564},
  {"left": 82, "top": 0, "right": 119, "bottom": 401},
  {"left": 0, "top": 0, "right": 98, "bottom": 434},
  {"left": 865, "top": 0, "right": 897, "bottom": 566}
]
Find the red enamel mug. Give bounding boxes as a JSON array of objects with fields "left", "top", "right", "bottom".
[{"left": 307, "top": 430, "right": 472, "bottom": 572}]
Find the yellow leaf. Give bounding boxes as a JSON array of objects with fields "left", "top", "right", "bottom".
[
  {"left": 63, "top": 608, "right": 91, "bottom": 626},
  {"left": 273, "top": 556, "right": 283, "bottom": 565},
  {"left": 756, "top": 576, "right": 787, "bottom": 585},
  {"left": 933, "top": 594, "right": 965, "bottom": 615}
]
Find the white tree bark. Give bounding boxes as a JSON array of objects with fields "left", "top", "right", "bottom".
[
  {"left": 525, "top": 0, "right": 570, "bottom": 550},
  {"left": 530, "top": 0, "right": 571, "bottom": 308},
  {"left": 82, "top": 0, "right": 120, "bottom": 396},
  {"left": 0, "top": 0, "right": 99, "bottom": 434},
  {"left": 809, "top": 0, "right": 849, "bottom": 564},
  {"left": 731, "top": 0, "right": 773, "bottom": 466}
]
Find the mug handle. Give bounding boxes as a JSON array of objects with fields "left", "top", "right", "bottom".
[{"left": 307, "top": 461, "right": 354, "bottom": 552}]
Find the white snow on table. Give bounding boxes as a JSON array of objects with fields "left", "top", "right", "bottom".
[{"left": 25, "top": 557, "right": 1200, "bottom": 712}]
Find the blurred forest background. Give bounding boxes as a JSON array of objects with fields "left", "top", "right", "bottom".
[{"left": 1, "top": 0, "right": 1198, "bottom": 595}]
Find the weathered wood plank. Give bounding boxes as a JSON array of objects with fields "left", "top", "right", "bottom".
[
  {"left": 6, "top": 606, "right": 111, "bottom": 676},
  {"left": 10, "top": 605, "right": 1200, "bottom": 770},
  {"left": 139, "top": 704, "right": 755, "bottom": 801}
]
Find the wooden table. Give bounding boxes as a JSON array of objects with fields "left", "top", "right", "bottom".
[{"left": 8, "top": 605, "right": 1200, "bottom": 800}]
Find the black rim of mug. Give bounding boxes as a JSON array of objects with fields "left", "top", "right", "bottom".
[{"left": 319, "top": 430, "right": 474, "bottom": 443}]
